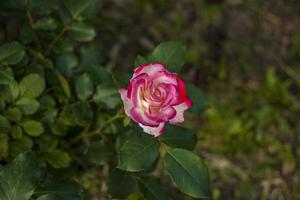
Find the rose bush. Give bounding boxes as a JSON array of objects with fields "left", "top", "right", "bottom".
[
  {"left": 119, "top": 63, "right": 192, "bottom": 136},
  {"left": 0, "top": 0, "right": 210, "bottom": 199}
]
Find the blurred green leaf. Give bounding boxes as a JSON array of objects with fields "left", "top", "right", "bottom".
[
  {"left": 8, "top": 80, "right": 19, "bottom": 99},
  {"left": 93, "top": 85, "right": 120, "bottom": 109},
  {"left": 57, "top": 73, "right": 72, "bottom": 98},
  {"left": 159, "top": 125, "right": 197, "bottom": 150},
  {"left": 11, "top": 125, "right": 23, "bottom": 139},
  {"left": 19, "top": 73, "right": 45, "bottom": 98},
  {"left": 118, "top": 133, "right": 160, "bottom": 172},
  {"left": 0, "top": 115, "right": 11, "bottom": 133},
  {"left": 186, "top": 83, "right": 208, "bottom": 113},
  {"left": 64, "top": 0, "right": 99, "bottom": 20},
  {"left": 0, "top": 133, "right": 9, "bottom": 158},
  {"left": 60, "top": 102, "right": 93, "bottom": 127},
  {"left": 4, "top": 107, "right": 22, "bottom": 122},
  {"left": 0, "top": 41, "right": 25, "bottom": 65},
  {"left": 0, "top": 68, "right": 14, "bottom": 85},
  {"left": 22, "top": 120, "right": 44, "bottom": 137},
  {"left": 138, "top": 177, "right": 169, "bottom": 200},
  {"left": 56, "top": 53, "right": 78, "bottom": 78},
  {"left": 34, "top": 17, "right": 58, "bottom": 31},
  {"left": 87, "top": 140, "right": 114, "bottom": 165},
  {"left": 68, "top": 23, "right": 96, "bottom": 42},
  {"left": 75, "top": 73, "right": 93, "bottom": 101},
  {"left": 38, "top": 135, "right": 58, "bottom": 153},
  {"left": 134, "top": 55, "right": 147, "bottom": 67},
  {"left": 9, "top": 136, "right": 33, "bottom": 158},
  {"left": 0, "top": 152, "right": 42, "bottom": 200},
  {"left": 107, "top": 168, "right": 136, "bottom": 199},
  {"left": 45, "top": 149, "right": 71, "bottom": 169},
  {"left": 37, "top": 178, "right": 84, "bottom": 200},
  {"left": 164, "top": 148, "right": 210, "bottom": 198},
  {"left": 151, "top": 41, "right": 186, "bottom": 72},
  {"left": 16, "top": 98, "right": 40, "bottom": 115}
]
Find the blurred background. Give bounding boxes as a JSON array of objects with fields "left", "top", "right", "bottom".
[{"left": 95, "top": 0, "right": 300, "bottom": 199}]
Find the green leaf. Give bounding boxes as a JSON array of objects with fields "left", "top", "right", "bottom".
[
  {"left": 37, "top": 176, "right": 85, "bottom": 200},
  {"left": 68, "top": 22, "right": 96, "bottom": 42},
  {"left": 0, "top": 152, "right": 42, "bottom": 200},
  {"left": 11, "top": 125, "right": 23, "bottom": 139},
  {"left": 138, "top": 177, "right": 169, "bottom": 200},
  {"left": 0, "top": 115, "right": 11, "bottom": 133},
  {"left": 93, "top": 84, "right": 120, "bottom": 109},
  {"left": 151, "top": 41, "right": 186, "bottom": 72},
  {"left": 60, "top": 102, "right": 93, "bottom": 127},
  {"left": 64, "top": 0, "right": 99, "bottom": 20},
  {"left": 75, "top": 73, "right": 93, "bottom": 101},
  {"left": 134, "top": 55, "right": 147, "bottom": 67},
  {"left": 112, "top": 72, "right": 131, "bottom": 88},
  {"left": 16, "top": 97, "right": 40, "bottom": 115},
  {"left": 4, "top": 107, "right": 22, "bottom": 122},
  {"left": 37, "top": 135, "right": 58, "bottom": 153},
  {"left": 118, "top": 133, "right": 160, "bottom": 172},
  {"left": 0, "top": 133, "right": 9, "bottom": 158},
  {"left": 186, "top": 83, "right": 208, "bottom": 113},
  {"left": 34, "top": 17, "right": 58, "bottom": 31},
  {"left": 55, "top": 53, "right": 78, "bottom": 78},
  {"left": 159, "top": 125, "right": 197, "bottom": 150},
  {"left": 57, "top": 73, "right": 72, "bottom": 98},
  {"left": 164, "top": 148, "right": 210, "bottom": 198},
  {"left": 22, "top": 120, "right": 44, "bottom": 137},
  {"left": 87, "top": 140, "right": 114, "bottom": 165},
  {"left": 45, "top": 149, "right": 71, "bottom": 169},
  {"left": 8, "top": 80, "right": 19, "bottom": 99},
  {"left": 9, "top": 136, "right": 33, "bottom": 158},
  {"left": 0, "top": 41, "right": 25, "bottom": 65},
  {"left": 49, "top": 118, "right": 67, "bottom": 137},
  {"left": 107, "top": 168, "right": 136, "bottom": 199},
  {"left": 79, "top": 45, "right": 101, "bottom": 69},
  {"left": 19, "top": 73, "right": 45, "bottom": 98},
  {"left": 0, "top": 68, "right": 14, "bottom": 85}
]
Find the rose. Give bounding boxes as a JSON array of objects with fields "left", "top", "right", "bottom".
[{"left": 118, "top": 63, "right": 192, "bottom": 137}]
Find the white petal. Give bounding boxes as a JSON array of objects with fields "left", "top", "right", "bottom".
[
  {"left": 169, "top": 98, "right": 192, "bottom": 124},
  {"left": 139, "top": 122, "right": 165, "bottom": 137},
  {"left": 118, "top": 88, "right": 132, "bottom": 117}
]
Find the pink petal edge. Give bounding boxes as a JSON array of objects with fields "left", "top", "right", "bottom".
[
  {"left": 169, "top": 97, "right": 192, "bottom": 125},
  {"left": 139, "top": 122, "right": 166, "bottom": 137}
]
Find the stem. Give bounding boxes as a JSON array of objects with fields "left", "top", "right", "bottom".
[
  {"left": 45, "top": 26, "right": 68, "bottom": 55},
  {"left": 68, "top": 111, "right": 126, "bottom": 145},
  {"left": 23, "top": 0, "right": 44, "bottom": 58}
]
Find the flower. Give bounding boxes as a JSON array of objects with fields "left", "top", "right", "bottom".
[{"left": 118, "top": 63, "right": 192, "bottom": 137}]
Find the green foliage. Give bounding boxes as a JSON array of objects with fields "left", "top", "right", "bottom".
[
  {"left": 151, "top": 41, "right": 187, "bottom": 72},
  {"left": 165, "top": 148, "right": 210, "bottom": 198},
  {"left": 0, "top": 42, "right": 25, "bottom": 66},
  {"left": 0, "top": 1, "right": 210, "bottom": 199},
  {"left": 118, "top": 133, "right": 160, "bottom": 172},
  {"left": 159, "top": 125, "right": 197, "bottom": 150},
  {"left": 107, "top": 168, "right": 136, "bottom": 198},
  {"left": 0, "top": 153, "right": 42, "bottom": 200}
]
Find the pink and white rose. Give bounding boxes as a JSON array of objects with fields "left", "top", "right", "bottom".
[{"left": 118, "top": 63, "right": 192, "bottom": 137}]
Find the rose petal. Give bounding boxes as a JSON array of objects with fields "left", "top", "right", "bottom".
[
  {"left": 146, "top": 106, "right": 176, "bottom": 123},
  {"left": 130, "top": 107, "right": 159, "bottom": 127},
  {"left": 133, "top": 63, "right": 165, "bottom": 78},
  {"left": 169, "top": 97, "right": 192, "bottom": 124},
  {"left": 119, "top": 88, "right": 132, "bottom": 116},
  {"left": 139, "top": 122, "right": 165, "bottom": 137},
  {"left": 151, "top": 71, "right": 178, "bottom": 85}
]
